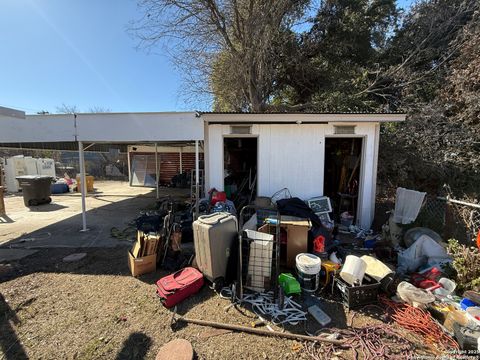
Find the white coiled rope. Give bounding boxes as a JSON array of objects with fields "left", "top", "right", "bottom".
[{"left": 219, "top": 288, "right": 307, "bottom": 326}]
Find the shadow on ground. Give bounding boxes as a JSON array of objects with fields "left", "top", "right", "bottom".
[
  {"left": 0, "top": 293, "right": 28, "bottom": 360},
  {"left": 27, "top": 203, "right": 68, "bottom": 212},
  {"left": 115, "top": 332, "right": 152, "bottom": 360},
  {"left": 0, "top": 187, "right": 188, "bottom": 249},
  {"left": 0, "top": 215, "right": 14, "bottom": 224}
]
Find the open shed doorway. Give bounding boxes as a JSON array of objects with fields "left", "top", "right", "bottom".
[
  {"left": 224, "top": 137, "right": 257, "bottom": 209},
  {"left": 324, "top": 137, "right": 363, "bottom": 222}
]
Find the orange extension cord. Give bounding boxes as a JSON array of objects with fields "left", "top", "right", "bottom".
[{"left": 380, "top": 296, "right": 459, "bottom": 353}]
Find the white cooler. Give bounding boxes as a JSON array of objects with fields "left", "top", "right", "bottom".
[{"left": 193, "top": 212, "right": 238, "bottom": 282}]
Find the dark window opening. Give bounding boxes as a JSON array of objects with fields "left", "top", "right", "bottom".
[{"left": 224, "top": 137, "right": 257, "bottom": 209}]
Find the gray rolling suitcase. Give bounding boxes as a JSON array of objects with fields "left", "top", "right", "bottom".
[{"left": 193, "top": 212, "right": 237, "bottom": 283}]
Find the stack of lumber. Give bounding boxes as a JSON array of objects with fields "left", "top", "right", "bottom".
[{"left": 131, "top": 231, "right": 160, "bottom": 258}]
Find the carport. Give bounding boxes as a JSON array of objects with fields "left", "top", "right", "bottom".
[{"left": 0, "top": 106, "right": 203, "bottom": 232}]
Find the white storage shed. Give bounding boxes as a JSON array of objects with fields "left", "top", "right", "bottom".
[{"left": 201, "top": 112, "right": 405, "bottom": 229}]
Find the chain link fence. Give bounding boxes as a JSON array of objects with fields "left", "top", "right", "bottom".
[{"left": 415, "top": 195, "right": 480, "bottom": 245}]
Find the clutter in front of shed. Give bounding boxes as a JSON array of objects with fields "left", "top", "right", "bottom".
[{"left": 140, "top": 186, "right": 479, "bottom": 354}]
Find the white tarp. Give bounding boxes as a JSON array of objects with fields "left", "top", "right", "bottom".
[{"left": 393, "top": 187, "right": 426, "bottom": 224}]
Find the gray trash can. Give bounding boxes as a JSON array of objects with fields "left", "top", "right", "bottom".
[{"left": 16, "top": 175, "right": 53, "bottom": 207}]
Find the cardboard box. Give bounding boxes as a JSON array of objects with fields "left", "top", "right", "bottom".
[
  {"left": 259, "top": 216, "right": 311, "bottom": 268},
  {"left": 128, "top": 251, "right": 156, "bottom": 277}
]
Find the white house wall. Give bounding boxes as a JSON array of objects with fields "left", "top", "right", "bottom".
[{"left": 205, "top": 122, "right": 379, "bottom": 229}]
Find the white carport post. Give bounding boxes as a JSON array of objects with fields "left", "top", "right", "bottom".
[
  {"left": 155, "top": 142, "right": 159, "bottom": 199},
  {"left": 78, "top": 141, "right": 88, "bottom": 232},
  {"left": 179, "top": 147, "right": 183, "bottom": 174},
  {"left": 195, "top": 140, "right": 200, "bottom": 219}
]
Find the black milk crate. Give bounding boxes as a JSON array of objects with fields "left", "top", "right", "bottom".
[{"left": 334, "top": 275, "right": 381, "bottom": 308}]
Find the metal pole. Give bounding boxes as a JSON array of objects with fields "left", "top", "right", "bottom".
[
  {"left": 78, "top": 141, "right": 88, "bottom": 232},
  {"left": 179, "top": 147, "right": 183, "bottom": 174},
  {"left": 155, "top": 142, "right": 159, "bottom": 199},
  {"left": 172, "top": 315, "right": 345, "bottom": 346},
  {"left": 195, "top": 140, "right": 200, "bottom": 219}
]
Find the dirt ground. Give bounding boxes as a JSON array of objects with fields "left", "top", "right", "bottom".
[
  {"left": 0, "top": 246, "right": 439, "bottom": 360},
  {"left": 0, "top": 181, "right": 437, "bottom": 359}
]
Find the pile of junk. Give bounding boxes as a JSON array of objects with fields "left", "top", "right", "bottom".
[{"left": 129, "top": 187, "right": 480, "bottom": 355}]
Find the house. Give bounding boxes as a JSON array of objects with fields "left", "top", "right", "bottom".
[{"left": 0, "top": 106, "right": 405, "bottom": 229}]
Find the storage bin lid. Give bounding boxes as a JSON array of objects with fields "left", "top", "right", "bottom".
[{"left": 197, "top": 212, "right": 234, "bottom": 225}]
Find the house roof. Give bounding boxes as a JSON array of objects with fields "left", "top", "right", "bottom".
[
  {"left": 199, "top": 111, "right": 406, "bottom": 123},
  {"left": 197, "top": 111, "right": 405, "bottom": 115},
  {"left": 0, "top": 106, "right": 25, "bottom": 119}
]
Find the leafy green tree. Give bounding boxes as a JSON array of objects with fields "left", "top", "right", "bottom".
[
  {"left": 377, "top": 1, "right": 480, "bottom": 195},
  {"left": 273, "top": 0, "right": 398, "bottom": 111},
  {"left": 377, "top": 0, "right": 477, "bottom": 109}
]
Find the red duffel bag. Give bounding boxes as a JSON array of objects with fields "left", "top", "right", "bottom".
[{"left": 156, "top": 267, "right": 204, "bottom": 308}]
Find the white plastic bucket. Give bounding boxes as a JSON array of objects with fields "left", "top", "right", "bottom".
[
  {"left": 340, "top": 255, "right": 367, "bottom": 286},
  {"left": 433, "top": 278, "right": 456, "bottom": 297},
  {"left": 296, "top": 253, "right": 321, "bottom": 292}
]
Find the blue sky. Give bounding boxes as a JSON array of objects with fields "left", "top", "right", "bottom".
[{"left": 0, "top": 0, "right": 415, "bottom": 114}]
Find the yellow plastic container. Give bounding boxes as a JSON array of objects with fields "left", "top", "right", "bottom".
[
  {"left": 444, "top": 309, "right": 468, "bottom": 332},
  {"left": 76, "top": 175, "right": 94, "bottom": 193}
]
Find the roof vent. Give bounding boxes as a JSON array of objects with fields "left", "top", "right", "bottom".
[
  {"left": 230, "top": 125, "right": 251, "bottom": 135},
  {"left": 334, "top": 125, "right": 356, "bottom": 135}
]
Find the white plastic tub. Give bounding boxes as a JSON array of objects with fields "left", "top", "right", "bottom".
[
  {"left": 433, "top": 278, "right": 456, "bottom": 297},
  {"left": 466, "top": 307, "right": 480, "bottom": 329}
]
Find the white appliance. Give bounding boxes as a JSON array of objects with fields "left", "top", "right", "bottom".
[
  {"left": 4, "top": 155, "right": 27, "bottom": 192},
  {"left": 24, "top": 157, "right": 38, "bottom": 175},
  {"left": 36, "top": 158, "right": 56, "bottom": 177}
]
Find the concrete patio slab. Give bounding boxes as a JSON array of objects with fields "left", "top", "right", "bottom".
[{"left": 0, "top": 181, "right": 189, "bottom": 249}]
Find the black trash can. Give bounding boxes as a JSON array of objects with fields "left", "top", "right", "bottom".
[{"left": 16, "top": 175, "right": 53, "bottom": 207}]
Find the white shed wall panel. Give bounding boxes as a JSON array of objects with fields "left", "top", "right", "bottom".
[
  {"left": 206, "top": 122, "right": 379, "bottom": 229},
  {"left": 76, "top": 112, "right": 202, "bottom": 142},
  {"left": 207, "top": 123, "right": 325, "bottom": 199},
  {"left": 0, "top": 114, "right": 75, "bottom": 142}
]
